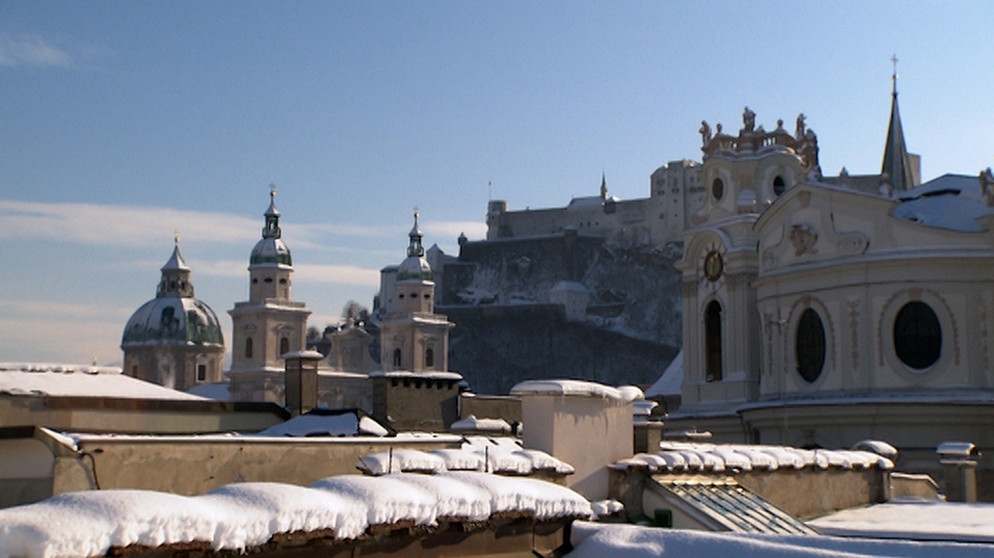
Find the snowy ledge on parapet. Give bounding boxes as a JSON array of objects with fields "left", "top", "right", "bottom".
[
  {"left": 510, "top": 379, "right": 644, "bottom": 403},
  {"left": 0, "top": 472, "right": 592, "bottom": 558},
  {"left": 611, "top": 441, "right": 895, "bottom": 474},
  {"left": 367, "top": 370, "right": 463, "bottom": 381}
]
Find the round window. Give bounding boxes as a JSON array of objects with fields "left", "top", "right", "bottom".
[
  {"left": 795, "top": 308, "right": 826, "bottom": 383},
  {"left": 893, "top": 301, "right": 941, "bottom": 370},
  {"left": 712, "top": 178, "right": 724, "bottom": 201}
]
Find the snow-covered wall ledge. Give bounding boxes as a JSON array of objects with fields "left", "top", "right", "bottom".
[{"left": 0, "top": 472, "right": 592, "bottom": 558}]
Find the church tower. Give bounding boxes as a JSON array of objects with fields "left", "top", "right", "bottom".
[
  {"left": 122, "top": 237, "right": 224, "bottom": 391},
  {"left": 377, "top": 211, "right": 455, "bottom": 372},
  {"left": 227, "top": 188, "right": 311, "bottom": 403},
  {"left": 880, "top": 55, "right": 921, "bottom": 193}
]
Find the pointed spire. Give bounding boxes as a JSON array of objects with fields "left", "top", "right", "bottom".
[
  {"left": 881, "top": 54, "right": 915, "bottom": 193},
  {"left": 407, "top": 208, "right": 424, "bottom": 258},
  {"left": 262, "top": 184, "right": 282, "bottom": 239},
  {"left": 158, "top": 235, "right": 194, "bottom": 298},
  {"left": 600, "top": 172, "right": 608, "bottom": 200},
  {"left": 161, "top": 232, "right": 190, "bottom": 271}
]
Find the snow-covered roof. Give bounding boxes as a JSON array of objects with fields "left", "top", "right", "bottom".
[
  {"left": 612, "top": 441, "right": 894, "bottom": 473},
  {"left": 450, "top": 415, "right": 512, "bottom": 433},
  {"left": 567, "top": 520, "right": 994, "bottom": 557},
  {"left": 355, "top": 437, "right": 574, "bottom": 476},
  {"left": 253, "top": 411, "right": 389, "bottom": 438},
  {"left": 809, "top": 498, "right": 994, "bottom": 543},
  {"left": 510, "top": 379, "right": 642, "bottom": 402},
  {"left": 368, "top": 370, "right": 463, "bottom": 381},
  {"left": 0, "top": 363, "right": 206, "bottom": 401},
  {"left": 893, "top": 173, "right": 994, "bottom": 232},
  {"left": 0, "top": 472, "right": 592, "bottom": 558},
  {"left": 645, "top": 349, "right": 683, "bottom": 397}
]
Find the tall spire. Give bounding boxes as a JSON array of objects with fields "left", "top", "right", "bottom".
[
  {"left": 262, "top": 184, "right": 282, "bottom": 239},
  {"left": 407, "top": 208, "right": 424, "bottom": 258},
  {"left": 881, "top": 54, "right": 915, "bottom": 193}
]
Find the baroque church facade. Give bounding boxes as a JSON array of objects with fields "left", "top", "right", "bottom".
[{"left": 668, "top": 79, "right": 994, "bottom": 479}]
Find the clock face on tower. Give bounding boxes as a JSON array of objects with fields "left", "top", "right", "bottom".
[
  {"left": 704, "top": 251, "right": 724, "bottom": 282},
  {"left": 698, "top": 241, "right": 726, "bottom": 292}
]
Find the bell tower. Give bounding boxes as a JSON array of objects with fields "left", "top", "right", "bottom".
[{"left": 227, "top": 187, "right": 311, "bottom": 403}]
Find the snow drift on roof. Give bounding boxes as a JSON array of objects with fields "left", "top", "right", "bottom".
[{"left": 0, "top": 363, "right": 205, "bottom": 400}]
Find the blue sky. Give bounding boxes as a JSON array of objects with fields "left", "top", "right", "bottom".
[{"left": 2, "top": 1, "right": 993, "bottom": 365}]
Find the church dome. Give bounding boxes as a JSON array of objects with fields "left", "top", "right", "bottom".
[
  {"left": 122, "top": 241, "right": 224, "bottom": 348},
  {"left": 250, "top": 237, "right": 292, "bottom": 267},
  {"left": 122, "top": 297, "right": 224, "bottom": 347},
  {"left": 396, "top": 254, "right": 432, "bottom": 282}
]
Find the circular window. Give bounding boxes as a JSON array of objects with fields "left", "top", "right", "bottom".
[
  {"left": 712, "top": 178, "right": 724, "bottom": 201},
  {"left": 773, "top": 175, "right": 786, "bottom": 196},
  {"left": 795, "top": 308, "right": 826, "bottom": 383},
  {"left": 893, "top": 301, "right": 941, "bottom": 370}
]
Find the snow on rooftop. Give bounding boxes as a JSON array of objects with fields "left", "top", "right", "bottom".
[
  {"left": 565, "top": 521, "right": 994, "bottom": 558},
  {"left": 893, "top": 173, "right": 994, "bottom": 232},
  {"left": 449, "top": 415, "right": 512, "bottom": 433},
  {"left": 809, "top": 498, "right": 994, "bottom": 543},
  {"left": 367, "top": 370, "right": 463, "bottom": 381},
  {"left": 645, "top": 349, "right": 683, "bottom": 398},
  {"left": 510, "top": 379, "right": 641, "bottom": 402},
  {"left": 0, "top": 363, "right": 205, "bottom": 401},
  {"left": 0, "top": 472, "right": 591, "bottom": 558},
  {"left": 612, "top": 441, "right": 894, "bottom": 473},
  {"left": 356, "top": 437, "right": 574, "bottom": 476},
  {"left": 253, "top": 411, "right": 389, "bottom": 438}
]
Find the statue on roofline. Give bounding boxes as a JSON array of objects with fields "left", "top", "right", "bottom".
[
  {"left": 795, "top": 113, "right": 807, "bottom": 140},
  {"left": 980, "top": 167, "right": 994, "bottom": 207},
  {"left": 699, "top": 120, "right": 712, "bottom": 147},
  {"left": 742, "top": 106, "right": 756, "bottom": 132}
]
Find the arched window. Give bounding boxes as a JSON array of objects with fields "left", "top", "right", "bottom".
[
  {"left": 704, "top": 301, "right": 723, "bottom": 382},
  {"left": 773, "top": 175, "right": 786, "bottom": 196},
  {"left": 711, "top": 178, "right": 724, "bottom": 201},
  {"left": 425, "top": 347, "right": 435, "bottom": 368},
  {"left": 245, "top": 337, "right": 253, "bottom": 359},
  {"left": 280, "top": 336, "right": 290, "bottom": 356},
  {"left": 393, "top": 348, "right": 402, "bottom": 368},
  {"left": 795, "top": 309, "right": 826, "bottom": 382},
  {"left": 894, "top": 301, "right": 941, "bottom": 369}
]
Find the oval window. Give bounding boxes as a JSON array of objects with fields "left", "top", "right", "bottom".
[
  {"left": 795, "top": 309, "right": 826, "bottom": 383},
  {"left": 894, "top": 301, "right": 941, "bottom": 370},
  {"left": 712, "top": 178, "right": 725, "bottom": 201}
]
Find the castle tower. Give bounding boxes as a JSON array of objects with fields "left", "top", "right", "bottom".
[
  {"left": 227, "top": 188, "right": 311, "bottom": 403},
  {"left": 121, "top": 237, "right": 224, "bottom": 391}
]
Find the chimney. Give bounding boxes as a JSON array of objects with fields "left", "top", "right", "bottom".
[
  {"left": 937, "top": 441, "right": 981, "bottom": 503},
  {"left": 284, "top": 350, "right": 323, "bottom": 416}
]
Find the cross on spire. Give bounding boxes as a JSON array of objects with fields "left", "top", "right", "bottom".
[{"left": 891, "top": 53, "right": 899, "bottom": 95}]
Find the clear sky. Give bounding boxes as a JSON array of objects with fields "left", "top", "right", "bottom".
[{"left": 2, "top": 1, "right": 992, "bottom": 366}]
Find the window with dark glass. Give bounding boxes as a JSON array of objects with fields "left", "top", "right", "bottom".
[
  {"left": 245, "top": 337, "right": 253, "bottom": 359},
  {"left": 197, "top": 364, "right": 206, "bottom": 382},
  {"left": 393, "top": 348, "right": 402, "bottom": 368},
  {"left": 280, "top": 337, "right": 290, "bottom": 356},
  {"left": 795, "top": 308, "right": 826, "bottom": 382},
  {"left": 425, "top": 347, "right": 434, "bottom": 368},
  {"left": 712, "top": 178, "right": 724, "bottom": 201},
  {"left": 774, "top": 175, "right": 786, "bottom": 196},
  {"left": 894, "top": 301, "right": 941, "bottom": 369},
  {"left": 705, "top": 301, "right": 723, "bottom": 382}
]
